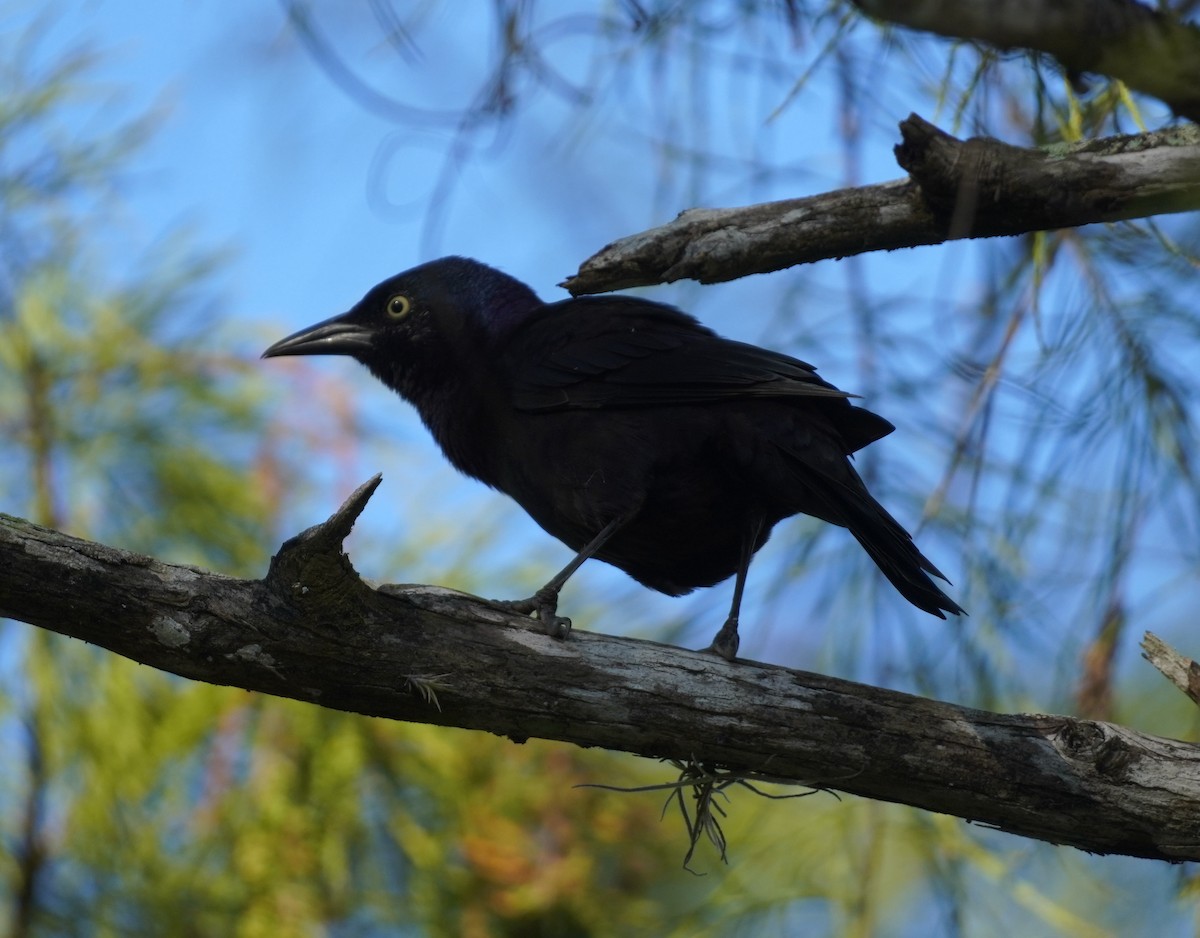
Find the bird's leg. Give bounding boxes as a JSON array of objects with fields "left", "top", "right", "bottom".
[
  {"left": 706, "top": 515, "right": 765, "bottom": 662},
  {"left": 493, "top": 514, "right": 630, "bottom": 639}
]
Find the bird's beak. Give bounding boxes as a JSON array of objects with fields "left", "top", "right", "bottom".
[{"left": 261, "top": 312, "right": 374, "bottom": 359}]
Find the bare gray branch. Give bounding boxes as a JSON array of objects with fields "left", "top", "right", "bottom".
[
  {"left": 564, "top": 116, "right": 1200, "bottom": 294},
  {"left": 2, "top": 483, "right": 1199, "bottom": 862},
  {"left": 1143, "top": 632, "right": 1200, "bottom": 710}
]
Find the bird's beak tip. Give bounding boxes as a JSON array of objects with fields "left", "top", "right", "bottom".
[{"left": 261, "top": 314, "right": 372, "bottom": 359}]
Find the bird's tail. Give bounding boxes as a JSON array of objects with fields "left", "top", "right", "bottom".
[
  {"left": 777, "top": 443, "right": 965, "bottom": 618},
  {"left": 843, "top": 497, "right": 965, "bottom": 618}
]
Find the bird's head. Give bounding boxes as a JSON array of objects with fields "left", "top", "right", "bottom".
[{"left": 262, "top": 256, "right": 543, "bottom": 398}]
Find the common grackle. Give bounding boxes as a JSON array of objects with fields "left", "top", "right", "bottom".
[{"left": 263, "top": 256, "right": 963, "bottom": 660}]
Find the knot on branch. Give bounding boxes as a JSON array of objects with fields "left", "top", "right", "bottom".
[
  {"left": 894, "top": 113, "right": 1062, "bottom": 238},
  {"left": 1052, "top": 719, "right": 1137, "bottom": 779},
  {"left": 263, "top": 474, "right": 383, "bottom": 614}
]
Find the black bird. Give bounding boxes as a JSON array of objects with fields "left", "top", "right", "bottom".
[{"left": 263, "top": 256, "right": 963, "bottom": 659}]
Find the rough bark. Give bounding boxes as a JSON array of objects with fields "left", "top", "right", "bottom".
[
  {"left": 563, "top": 115, "right": 1200, "bottom": 294},
  {"left": 851, "top": 0, "right": 1200, "bottom": 121},
  {"left": 2, "top": 477, "right": 1199, "bottom": 863}
]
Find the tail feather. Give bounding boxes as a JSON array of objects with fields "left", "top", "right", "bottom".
[
  {"left": 775, "top": 442, "right": 965, "bottom": 618},
  {"left": 845, "top": 506, "right": 965, "bottom": 618}
]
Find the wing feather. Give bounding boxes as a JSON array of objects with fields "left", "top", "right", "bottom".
[{"left": 509, "top": 297, "right": 852, "bottom": 411}]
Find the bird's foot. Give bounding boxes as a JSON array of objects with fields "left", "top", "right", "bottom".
[
  {"left": 492, "top": 586, "right": 572, "bottom": 639},
  {"left": 705, "top": 617, "right": 741, "bottom": 662}
]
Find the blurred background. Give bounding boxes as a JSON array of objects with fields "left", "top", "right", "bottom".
[{"left": 1, "top": 1, "right": 1198, "bottom": 935}]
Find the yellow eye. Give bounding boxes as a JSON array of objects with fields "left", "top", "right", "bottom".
[{"left": 386, "top": 294, "right": 412, "bottom": 319}]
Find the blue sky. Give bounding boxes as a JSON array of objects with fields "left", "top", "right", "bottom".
[{"left": 52, "top": 2, "right": 917, "bottom": 331}]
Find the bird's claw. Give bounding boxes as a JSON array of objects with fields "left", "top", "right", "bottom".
[
  {"left": 705, "top": 616, "right": 741, "bottom": 662},
  {"left": 539, "top": 611, "right": 572, "bottom": 639},
  {"left": 492, "top": 586, "right": 572, "bottom": 639}
]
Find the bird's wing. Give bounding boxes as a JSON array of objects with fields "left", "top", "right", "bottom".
[{"left": 509, "top": 299, "right": 852, "bottom": 412}]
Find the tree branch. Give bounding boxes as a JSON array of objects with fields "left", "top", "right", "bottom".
[
  {"left": 1142, "top": 632, "right": 1200, "bottom": 710},
  {"left": 563, "top": 115, "right": 1200, "bottom": 294},
  {"left": 2, "top": 479, "right": 1199, "bottom": 862},
  {"left": 850, "top": 0, "right": 1200, "bottom": 121}
]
